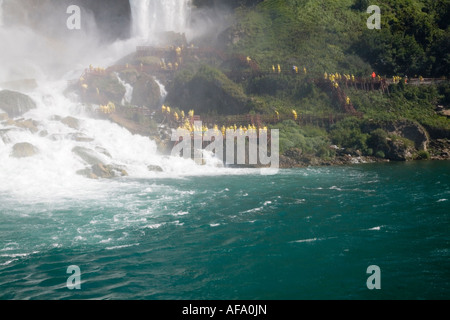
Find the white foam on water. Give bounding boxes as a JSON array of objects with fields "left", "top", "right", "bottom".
[
  {"left": 291, "top": 236, "right": 338, "bottom": 244},
  {"left": 106, "top": 243, "right": 140, "bottom": 251},
  {"left": 292, "top": 238, "right": 320, "bottom": 243}
]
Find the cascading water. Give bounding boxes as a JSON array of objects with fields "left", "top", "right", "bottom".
[
  {"left": 129, "top": 0, "right": 191, "bottom": 41},
  {"left": 116, "top": 73, "right": 134, "bottom": 105},
  {"left": 0, "top": 0, "right": 243, "bottom": 202},
  {"left": 154, "top": 78, "right": 168, "bottom": 105}
]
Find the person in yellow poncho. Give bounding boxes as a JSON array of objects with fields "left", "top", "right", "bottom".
[{"left": 108, "top": 102, "right": 116, "bottom": 113}]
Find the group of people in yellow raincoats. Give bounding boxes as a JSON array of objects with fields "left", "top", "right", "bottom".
[
  {"left": 99, "top": 102, "right": 116, "bottom": 114},
  {"left": 325, "top": 72, "right": 355, "bottom": 83},
  {"left": 271, "top": 64, "right": 307, "bottom": 74}
]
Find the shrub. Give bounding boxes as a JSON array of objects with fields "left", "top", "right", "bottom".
[
  {"left": 367, "top": 128, "right": 389, "bottom": 153},
  {"left": 330, "top": 117, "right": 369, "bottom": 153},
  {"left": 414, "top": 150, "right": 430, "bottom": 160},
  {"left": 271, "top": 120, "right": 331, "bottom": 155}
]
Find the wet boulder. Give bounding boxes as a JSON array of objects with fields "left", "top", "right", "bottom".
[
  {"left": 11, "top": 142, "right": 39, "bottom": 158},
  {"left": 0, "top": 90, "right": 37, "bottom": 118},
  {"left": 61, "top": 116, "right": 80, "bottom": 130},
  {"left": 72, "top": 146, "right": 104, "bottom": 166},
  {"left": 148, "top": 164, "right": 164, "bottom": 172},
  {"left": 92, "top": 163, "right": 128, "bottom": 179}
]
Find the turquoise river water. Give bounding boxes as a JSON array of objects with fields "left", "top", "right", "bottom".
[{"left": 0, "top": 161, "right": 449, "bottom": 300}]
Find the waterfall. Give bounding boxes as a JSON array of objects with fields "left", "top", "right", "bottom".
[
  {"left": 154, "top": 78, "right": 167, "bottom": 105},
  {"left": 116, "top": 73, "right": 134, "bottom": 105},
  {"left": 129, "top": 0, "right": 191, "bottom": 41}
]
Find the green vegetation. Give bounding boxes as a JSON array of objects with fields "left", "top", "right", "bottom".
[
  {"left": 204, "top": 0, "right": 449, "bottom": 159},
  {"left": 414, "top": 150, "right": 431, "bottom": 160},
  {"left": 329, "top": 117, "right": 370, "bottom": 153},
  {"left": 166, "top": 65, "right": 251, "bottom": 115},
  {"left": 218, "top": 0, "right": 449, "bottom": 77},
  {"left": 270, "top": 120, "right": 333, "bottom": 158},
  {"left": 106, "top": 0, "right": 450, "bottom": 162}
]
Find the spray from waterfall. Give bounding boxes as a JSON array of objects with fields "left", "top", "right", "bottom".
[{"left": 0, "top": 0, "right": 4, "bottom": 27}]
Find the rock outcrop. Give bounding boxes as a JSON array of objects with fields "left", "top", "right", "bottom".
[
  {"left": 384, "top": 138, "right": 415, "bottom": 161},
  {"left": 72, "top": 146, "right": 128, "bottom": 179},
  {"left": 0, "top": 90, "right": 37, "bottom": 118},
  {"left": 148, "top": 165, "right": 164, "bottom": 172},
  {"left": 61, "top": 116, "right": 80, "bottom": 130},
  {"left": 14, "top": 119, "right": 40, "bottom": 133},
  {"left": 77, "top": 163, "right": 128, "bottom": 179},
  {"left": 72, "top": 146, "right": 105, "bottom": 166},
  {"left": 11, "top": 142, "right": 39, "bottom": 158},
  {"left": 131, "top": 74, "right": 162, "bottom": 109},
  {"left": 363, "top": 119, "right": 429, "bottom": 151}
]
